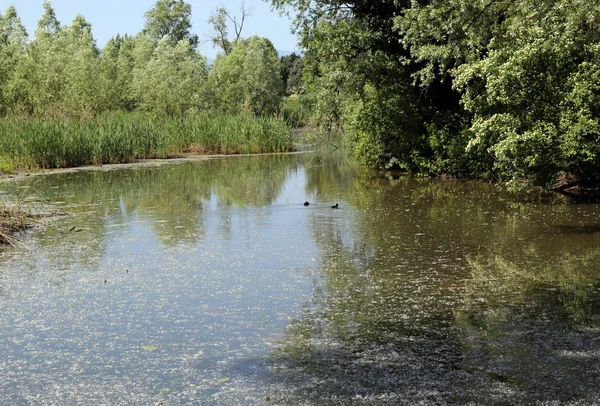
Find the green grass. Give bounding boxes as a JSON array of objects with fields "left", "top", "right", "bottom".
[
  {"left": 0, "top": 112, "right": 294, "bottom": 172},
  {"left": 283, "top": 94, "right": 317, "bottom": 128}
]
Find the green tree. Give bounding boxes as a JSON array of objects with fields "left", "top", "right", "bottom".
[
  {"left": 133, "top": 36, "right": 208, "bottom": 117},
  {"left": 143, "top": 0, "right": 198, "bottom": 48},
  {"left": 99, "top": 34, "right": 137, "bottom": 111},
  {"left": 398, "top": 0, "right": 600, "bottom": 192},
  {"left": 0, "top": 6, "right": 29, "bottom": 116},
  {"left": 15, "top": 1, "right": 68, "bottom": 116},
  {"left": 280, "top": 53, "right": 304, "bottom": 95},
  {"left": 62, "top": 15, "right": 100, "bottom": 117},
  {"left": 208, "top": 36, "right": 284, "bottom": 115}
]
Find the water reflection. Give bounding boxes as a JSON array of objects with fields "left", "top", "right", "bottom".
[
  {"left": 267, "top": 169, "right": 600, "bottom": 404},
  {"left": 0, "top": 153, "right": 599, "bottom": 404}
]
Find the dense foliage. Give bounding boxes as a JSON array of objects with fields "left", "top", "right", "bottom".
[
  {"left": 0, "top": 1, "right": 292, "bottom": 171},
  {"left": 0, "top": 1, "right": 284, "bottom": 119},
  {"left": 0, "top": 113, "right": 293, "bottom": 171},
  {"left": 271, "top": 0, "right": 600, "bottom": 194},
  {"left": 209, "top": 36, "right": 284, "bottom": 115}
]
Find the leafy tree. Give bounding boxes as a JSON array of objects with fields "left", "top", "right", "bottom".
[
  {"left": 61, "top": 15, "right": 101, "bottom": 117},
  {"left": 143, "top": 0, "right": 198, "bottom": 48},
  {"left": 14, "top": 1, "right": 68, "bottom": 116},
  {"left": 208, "top": 36, "right": 283, "bottom": 115},
  {"left": 133, "top": 36, "right": 208, "bottom": 117},
  {"left": 99, "top": 34, "right": 137, "bottom": 111},
  {"left": 115, "top": 35, "right": 137, "bottom": 111},
  {"left": 0, "top": 6, "right": 28, "bottom": 116},
  {"left": 36, "top": 0, "right": 60, "bottom": 36},
  {"left": 280, "top": 52, "right": 304, "bottom": 95},
  {"left": 398, "top": 0, "right": 600, "bottom": 192}
]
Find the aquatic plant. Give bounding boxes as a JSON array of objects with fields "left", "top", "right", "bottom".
[
  {"left": 0, "top": 205, "right": 34, "bottom": 247},
  {"left": 0, "top": 112, "right": 294, "bottom": 171}
]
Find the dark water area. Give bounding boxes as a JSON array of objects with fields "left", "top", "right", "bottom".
[{"left": 1, "top": 153, "right": 600, "bottom": 405}]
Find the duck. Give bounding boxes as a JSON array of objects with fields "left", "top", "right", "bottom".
[
  {"left": 304, "top": 201, "right": 310, "bottom": 206},
  {"left": 331, "top": 203, "right": 339, "bottom": 209}
]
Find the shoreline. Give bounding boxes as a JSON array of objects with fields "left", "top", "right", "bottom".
[{"left": 0, "top": 150, "right": 313, "bottom": 184}]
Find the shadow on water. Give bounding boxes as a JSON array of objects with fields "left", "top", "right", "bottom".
[
  {"left": 264, "top": 170, "right": 600, "bottom": 404},
  {"left": 554, "top": 224, "right": 600, "bottom": 234}
]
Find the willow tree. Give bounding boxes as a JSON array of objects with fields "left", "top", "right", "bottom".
[
  {"left": 208, "top": 36, "right": 283, "bottom": 115},
  {"left": 99, "top": 34, "right": 136, "bottom": 112},
  {"left": 0, "top": 6, "right": 28, "bottom": 116},
  {"left": 143, "top": 0, "right": 198, "bottom": 47},
  {"left": 9, "top": 1, "right": 66, "bottom": 116},
  {"left": 61, "top": 15, "right": 100, "bottom": 117},
  {"left": 132, "top": 36, "right": 208, "bottom": 117}
]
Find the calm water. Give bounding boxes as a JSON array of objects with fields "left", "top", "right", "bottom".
[{"left": 1, "top": 154, "right": 600, "bottom": 405}]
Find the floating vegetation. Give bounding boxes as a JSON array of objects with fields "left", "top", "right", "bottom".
[{"left": 0, "top": 205, "right": 35, "bottom": 247}]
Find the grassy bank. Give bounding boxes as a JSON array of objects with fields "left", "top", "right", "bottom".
[{"left": 0, "top": 112, "right": 294, "bottom": 172}]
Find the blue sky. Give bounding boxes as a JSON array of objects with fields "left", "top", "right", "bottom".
[{"left": 2, "top": 0, "right": 299, "bottom": 58}]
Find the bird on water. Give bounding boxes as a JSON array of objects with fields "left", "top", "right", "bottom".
[
  {"left": 304, "top": 201, "right": 310, "bottom": 206},
  {"left": 331, "top": 203, "right": 339, "bottom": 209}
]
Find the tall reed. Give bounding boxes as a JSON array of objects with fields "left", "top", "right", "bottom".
[{"left": 0, "top": 112, "right": 294, "bottom": 171}]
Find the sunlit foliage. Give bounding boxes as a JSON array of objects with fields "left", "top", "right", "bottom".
[{"left": 271, "top": 0, "right": 600, "bottom": 194}]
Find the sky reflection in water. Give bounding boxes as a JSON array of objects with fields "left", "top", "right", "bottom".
[{"left": 1, "top": 154, "right": 600, "bottom": 405}]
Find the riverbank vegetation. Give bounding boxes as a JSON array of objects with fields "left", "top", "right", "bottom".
[
  {"left": 0, "top": 113, "right": 292, "bottom": 171},
  {"left": 270, "top": 0, "right": 600, "bottom": 197},
  {"left": 0, "top": 1, "right": 293, "bottom": 173},
  {"left": 0, "top": 205, "right": 34, "bottom": 246}
]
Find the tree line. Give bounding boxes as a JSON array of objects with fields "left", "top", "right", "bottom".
[
  {"left": 0, "top": 0, "right": 291, "bottom": 120},
  {"left": 270, "top": 0, "right": 600, "bottom": 195}
]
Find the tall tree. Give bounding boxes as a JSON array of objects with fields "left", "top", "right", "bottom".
[
  {"left": 21, "top": 1, "right": 68, "bottom": 116},
  {"left": 62, "top": 14, "right": 100, "bottom": 117},
  {"left": 133, "top": 36, "right": 208, "bottom": 117},
  {"left": 0, "top": 6, "right": 29, "bottom": 116},
  {"left": 207, "top": 2, "right": 251, "bottom": 56},
  {"left": 143, "top": 0, "right": 198, "bottom": 48},
  {"left": 208, "top": 36, "right": 283, "bottom": 115}
]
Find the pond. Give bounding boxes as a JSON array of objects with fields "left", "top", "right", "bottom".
[{"left": 1, "top": 153, "right": 600, "bottom": 405}]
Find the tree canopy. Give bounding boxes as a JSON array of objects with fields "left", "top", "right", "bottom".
[
  {"left": 209, "top": 36, "right": 283, "bottom": 115},
  {"left": 270, "top": 0, "right": 600, "bottom": 195},
  {"left": 143, "top": 0, "right": 198, "bottom": 47},
  {"left": 0, "top": 1, "right": 284, "bottom": 119}
]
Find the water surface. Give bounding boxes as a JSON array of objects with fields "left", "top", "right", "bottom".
[{"left": 1, "top": 154, "right": 600, "bottom": 404}]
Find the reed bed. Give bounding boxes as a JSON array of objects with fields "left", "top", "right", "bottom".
[
  {"left": 0, "top": 112, "right": 294, "bottom": 171},
  {"left": 283, "top": 94, "right": 317, "bottom": 128}
]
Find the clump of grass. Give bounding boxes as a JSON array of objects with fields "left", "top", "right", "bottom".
[
  {"left": 0, "top": 206, "right": 34, "bottom": 247},
  {"left": 0, "top": 112, "right": 294, "bottom": 171},
  {"left": 165, "top": 112, "right": 294, "bottom": 156},
  {"left": 283, "top": 94, "right": 317, "bottom": 128}
]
